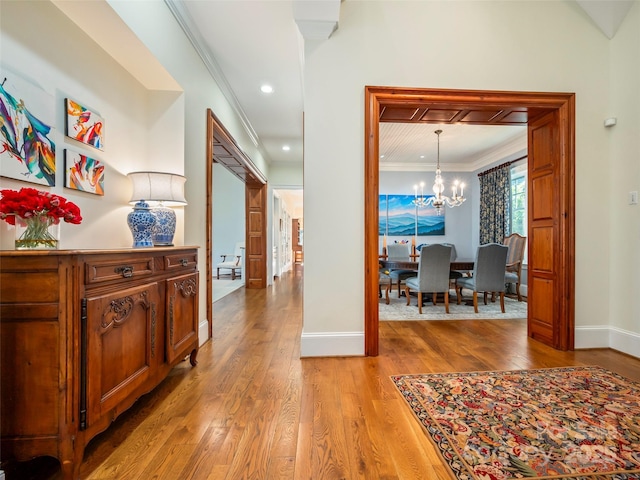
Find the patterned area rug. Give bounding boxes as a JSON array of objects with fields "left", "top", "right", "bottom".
[
  {"left": 380, "top": 288, "right": 527, "bottom": 320},
  {"left": 391, "top": 366, "right": 640, "bottom": 480}
]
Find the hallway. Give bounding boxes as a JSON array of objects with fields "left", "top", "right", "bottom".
[{"left": 13, "top": 271, "right": 640, "bottom": 479}]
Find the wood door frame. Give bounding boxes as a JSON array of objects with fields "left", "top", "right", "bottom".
[{"left": 364, "top": 86, "right": 575, "bottom": 356}]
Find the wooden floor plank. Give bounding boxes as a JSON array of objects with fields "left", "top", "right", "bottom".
[
  {"left": 5, "top": 270, "right": 640, "bottom": 480},
  {"left": 310, "top": 358, "right": 353, "bottom": 480}
]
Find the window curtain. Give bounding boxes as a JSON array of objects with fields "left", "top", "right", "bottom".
[{"left": 479, "top": 165, "right": 511, "bottom": 244}]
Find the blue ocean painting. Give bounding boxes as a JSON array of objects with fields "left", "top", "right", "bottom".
[
  {"left": 386, "top": 195, "right": 416, "bottom": 236},
  {"left": 379, "top": 195, "right": 387, "bottom": 235}
]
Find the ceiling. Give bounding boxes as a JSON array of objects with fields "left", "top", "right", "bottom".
[
  {"left": 169, "top": 0, "right": 633, "bottom": 174},
  {"left": 379, "top": 123, "right": 526, "bottom": 172}
]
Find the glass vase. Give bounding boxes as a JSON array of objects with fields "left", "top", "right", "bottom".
[{"left": 14, "top": 214, "right": 60, "bottom": 250}]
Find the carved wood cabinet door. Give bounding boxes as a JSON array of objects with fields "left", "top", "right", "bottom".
[
  {"left": 165, "top": 272, "right": 199, "bottom": 364},
  {"left": 83, "top": 282, "right": 162, "bottom": 428}
]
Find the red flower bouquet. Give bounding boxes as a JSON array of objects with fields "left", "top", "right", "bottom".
[{"left": 0, "top": 187, "right": 82, "bottom": 248}]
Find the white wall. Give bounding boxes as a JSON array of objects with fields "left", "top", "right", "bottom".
[
  {"left": 301, "top": 0, "right": 637, "bottom": 356},
  {"left": 605, "top": 1, "right": 640, "bottom": 350},
  {"left": 269, "top": 163, "right": 303, "bottom": 186},
  {"left": 0, "top": 1, "right": 183, "bottom": 250}
]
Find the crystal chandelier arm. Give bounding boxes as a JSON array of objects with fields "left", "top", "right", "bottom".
[{"left": 413, "top": 129, "right": 466, "bottom": 213}]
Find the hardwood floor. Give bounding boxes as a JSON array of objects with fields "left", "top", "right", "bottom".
[{"left": 6, "top": 270, "right": 640, "bottom": 480}]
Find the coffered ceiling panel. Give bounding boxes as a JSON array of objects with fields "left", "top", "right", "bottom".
[{"left": 380, "top": 104, "right": 547, "bottom": 126}]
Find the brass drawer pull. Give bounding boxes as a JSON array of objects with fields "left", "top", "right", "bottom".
[
  {"left": 180, "top": 259, "right": 188, "bottom": 267},
  {"left": 114, "top": 266, "right": 134, "bottom": 278}
]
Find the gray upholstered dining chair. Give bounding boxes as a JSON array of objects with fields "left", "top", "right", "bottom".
[
  {"left": 404, "top": 244, "right": 452, "bottom": 314},
  {"left": 442, "top": 242, "right": 463, "bottom": 283},
  {"left": 386, "top": 243, "right": 415, "bottom": 298},
  {"left": 455, "top": 243, "right": 509, "bottom": 313}
]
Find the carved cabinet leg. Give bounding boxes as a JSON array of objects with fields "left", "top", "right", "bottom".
[{"left": 189, "top": 348, "right": 199, "bottom": 366}]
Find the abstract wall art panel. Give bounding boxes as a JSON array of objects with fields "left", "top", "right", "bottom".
[
  {"left": 0, "top": 66, "right": 56, "bottom": 186},
  {"left": 65, "top": 98, "right": 104, "bottom": 150},
  {"left": 64, "top": 149, "right": 104, "bottom": 195}
]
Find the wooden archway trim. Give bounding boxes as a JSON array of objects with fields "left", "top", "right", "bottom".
[{"left": 364, "top": 87, "right": 575, "bottom": 356}]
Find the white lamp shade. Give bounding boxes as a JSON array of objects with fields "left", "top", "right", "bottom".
[{"left": 127, "top": 171, "right": 187, "bottom": 207}]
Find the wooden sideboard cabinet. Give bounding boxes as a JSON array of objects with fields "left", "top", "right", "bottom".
[{"left": 0, "top": 247, "right": 199, "bottom": 480}]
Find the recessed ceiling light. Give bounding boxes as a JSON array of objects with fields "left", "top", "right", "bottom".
[
  {"left": 380, "top": 154, "right": 385, "bottom": 158},
  {"left": 420, "top": 155, "right": 425, "bottom": 159},
  {"left": 282, "top": 145, "right": 290, "bottom": 151},
  {"left": 261, "top": 84, "right": 274, "bottom": 94}
]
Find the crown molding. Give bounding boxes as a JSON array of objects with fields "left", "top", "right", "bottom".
[
  {"left": 467, "top": 135, "right": 527, "bottom": 172},
  {"left": 164, "top": 0, "right": 268, "bottom": 157}
]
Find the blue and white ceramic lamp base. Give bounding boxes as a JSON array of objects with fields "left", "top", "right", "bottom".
[
  {"left": 127, "top": 201, "right": 176, "bottom": 248},
  {"left": 152, "top": 206, "right": 177, "bottom": 246}
]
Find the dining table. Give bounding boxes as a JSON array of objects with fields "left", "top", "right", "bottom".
[{"left": 379, "top": 258, "right": 474, "bottom": 272}]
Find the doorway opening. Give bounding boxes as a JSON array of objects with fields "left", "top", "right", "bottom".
[
  {"left": 364, "top": 86, "right": 575, "bottom": 356},
  {"left": 273, "top": 188, "right": 304, "bottom": 280},
  {"left": 377, "top": 123, "right": 528, "bottom": 320},
  {"left": 206, "top": 109, "right": 268, "bottom": 338},
  {"left": 212, "top": 162, "right": 245, "bottom": 303}
]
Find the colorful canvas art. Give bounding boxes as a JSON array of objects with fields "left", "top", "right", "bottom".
[
  {"left": 0, "top": 67, "right": 56, "bottom": 186},
  {"left": 64, "top": 149, "right": 104, "bottom": 195},
  {"left": 65, "top": 98, "right": 104, "bottom": 150},
  {"left": 379, "top": 194, "right": 445, "bottom": 237}
]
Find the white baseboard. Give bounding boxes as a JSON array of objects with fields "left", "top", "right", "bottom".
[
  {"left": 198, "top": 319, "right": 209, "bottom": 346},
  {"left": 609, "top": 326, "right": 640, "bottom": 358},
  {"left": 299, "top": 326, "right": 638, "bottom": 359},
  {"left": 300, "top": 331, "right": 364, "bottom": 357},
  {"left": 575, "top": 325, "right": 640, "bottom": 358},
  {"left": 575, "top": 325, "right": 611, "bottom": 349}
]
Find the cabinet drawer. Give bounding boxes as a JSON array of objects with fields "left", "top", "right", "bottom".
[
  {"left": 85, "top": 257, "right": 155, "bottom": 285},
  {"left": 164, "top": 251, "right": 197, "bottom": 271}
]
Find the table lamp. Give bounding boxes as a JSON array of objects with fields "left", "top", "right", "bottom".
[{"left": 127, "top": 171, "right": 187, "bottom": 247}]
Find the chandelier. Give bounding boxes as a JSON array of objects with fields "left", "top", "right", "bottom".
[{"left": 413, "top": 129, "right": 465, "bottom": 215}]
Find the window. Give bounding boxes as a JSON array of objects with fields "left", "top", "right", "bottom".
[{"left": 510, "top": 162, "right": 527, "bottom": 236}]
